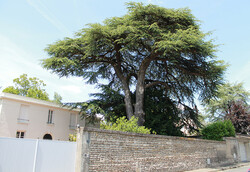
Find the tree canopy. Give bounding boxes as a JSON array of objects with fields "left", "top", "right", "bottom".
[
  {"left": 89, "top": 84, "right": 201, "bottom": 136},
  {"left": 42, "top": 2, "right": 226, "bottom": 125},
  {"left": 53, "top": 92, "right": 63, "bottom": 104},
  {"left": 3, "top": 74, "right": 50, "bottom": 101},
  {"left": 204, "top": 82, "right": 250, "bottom": 121},
  {"left": 3, "top": 74, "right": 62, "bottom": 103},
  {"left": 225, "top": 100, "right": 250, "bottom": 135}
]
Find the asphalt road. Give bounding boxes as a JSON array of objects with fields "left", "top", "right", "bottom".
[
  {"left": 187, "top": 163, "right": 250, "bottom": 172},
  {"left": 222, "top": 166, "right": 250, "bottom": 172}
]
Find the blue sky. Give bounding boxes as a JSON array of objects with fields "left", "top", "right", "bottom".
[{"left": 0, "top": 0, "right": 249, "bottom": 103}]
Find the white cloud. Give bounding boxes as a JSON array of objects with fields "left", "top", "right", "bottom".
[
  {"left": 26, "top": 0, "right": 70, "bottom": 33},
  {"left": 0, "top": 34, "right": 41, "bottom": 90},
  {"left": 0, "top": 34, "right": 96, "bottom": 103},
  {"left": 55, "top": 84, "right": 98, "bottom": 103},
  {"left": 60, "top": 85, "right": 82, "bottom": 94}
]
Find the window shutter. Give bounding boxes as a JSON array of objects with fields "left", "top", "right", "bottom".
[
  {"left": 70, "top": 113, "right": 77, "bottom": 127},
  {"left": 19, "top": 105, "right": 29, "bottom": 120}
]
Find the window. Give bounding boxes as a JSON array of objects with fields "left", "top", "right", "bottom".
[
  {"left": 69, "top": 113, "right": 77, "bottom": 129},
  {"left": 16, "top": 131, "right": 25, "bottom": 138},
  {"left": 47, "top": 110, "right": 54, "bottom": 124},
  {"left": 18, "top": 105, "right": 29, "bottom": 123}
]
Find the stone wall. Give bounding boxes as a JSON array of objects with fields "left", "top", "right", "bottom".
[{"left": 77, "top": 127, "right": 239, "bottom": 172}]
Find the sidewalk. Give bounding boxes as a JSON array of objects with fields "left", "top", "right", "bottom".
[{"left": 186, "top": 162, "right": 250, "bottom": 172}]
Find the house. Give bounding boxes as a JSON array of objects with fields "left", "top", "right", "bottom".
[{"left": 0, "top": 92, "right": 98, "bottom": 141}]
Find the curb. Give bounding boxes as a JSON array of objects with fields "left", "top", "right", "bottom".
[
  {"left": 219, "top": 162, "right": 250, "bottom": 171},
  {"left": 186, "top": 162, "right": 250, "bottom": 172}
]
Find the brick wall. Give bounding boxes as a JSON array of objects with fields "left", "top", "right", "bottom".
[{"left": 77, "top": 127, "right": 238, "bottom": 172}]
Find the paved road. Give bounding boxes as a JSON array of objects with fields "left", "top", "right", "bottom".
[
  {"left": 187, "top": 162, "right": 250, "bottom": 172},
  {"left": 222, "top": 166, "right": 250, "bottom": 172}
]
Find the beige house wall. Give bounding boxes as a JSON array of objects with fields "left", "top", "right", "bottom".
[{"left": 0, "top": 93, "right": 94, "bottom": 141}]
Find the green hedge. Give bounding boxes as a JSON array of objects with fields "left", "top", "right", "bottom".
[
  {"left": 100, "top": 116, "right": 156, "bottom": 134},
  {"left": 201, "top": 120, "right": 235, "bottom": 141}
]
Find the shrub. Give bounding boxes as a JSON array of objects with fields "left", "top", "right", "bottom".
[
  {"left": 201, "top": 120, "right": 235, "bottom": 141},
  {"left": 69, "top": 134, "right": 77, "bottom": 142},
  {"left": 100, "top": 116, "right": 156, "bottom": 134}
]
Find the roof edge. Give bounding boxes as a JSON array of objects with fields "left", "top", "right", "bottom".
[{"left": 0, "top": 92, "right": 80, "bottom": 112}]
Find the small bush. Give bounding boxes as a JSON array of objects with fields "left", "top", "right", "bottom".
[
  {"left": 100, "top": 116, "right": 156, "bottom": 134},
  {"left": 69, "top": 134, "right": 77, "bottom": 142},
  {"left": 201, "top": 120, "right": 235, "bottom": 141}
]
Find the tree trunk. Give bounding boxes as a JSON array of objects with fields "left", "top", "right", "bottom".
[
  {"left": 113, "top": 53, "right": 153, "bottom": 125},
  {"left": 135, "top": 81, "right": 145, "bottom": 126},
  {"left": 113, "top": 63, "right": 134, "bottom": 120},
  {"left": 134, "top": 59, "right": 151, "bottom": 126},
  {"left": 123, "top": 84, "right": 134, "bottom": 120}
]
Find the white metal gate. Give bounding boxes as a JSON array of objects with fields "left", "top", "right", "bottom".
[{"left": 0, "top": 137, "right": 77, "bottom": 172}]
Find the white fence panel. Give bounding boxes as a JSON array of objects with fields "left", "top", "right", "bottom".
[
  {"left": 35, "top": 140, "right": 77, "bottom": 172},
  {"left": 0, "top": 137, "right": 36, "bottom": 172},
  {"left": 0, "top": 137, "right": 77, "bottom": 172}
]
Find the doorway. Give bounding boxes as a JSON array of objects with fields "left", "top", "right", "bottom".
[{"left": 43, "top": 134, "right": 52, "bottom": 140}]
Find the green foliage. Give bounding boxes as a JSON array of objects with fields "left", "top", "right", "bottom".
[
  {"left": 225, "top": 101, "right": 250, "bottom": 135},
  {"left": 204, "top": 82, "right": 250, "bottom": 121},
  {"left": 144, "top": 86, "right": 202, "bottom": 136},
  {"left": 88, "top": 84, "right": 202, "bottom": 136},
  {"left": 2, "top": 74, "right": 64, "bottom": 103},
  {"left": 101, "top": 116, "right": 154, "bottom": 134},
  {"left": 3, "top": 74, "right": 49, "bottom": 101},
  {"left": 26, "top": 88, "right": 49, "bottom": 101},
  {"left": 53, "top": 92, "right": 62, "bottom": 104},
  {"left": 89, "top": 85, "right": 127, "bottom": 123},
  {"left": 69, "top": 133, "right": 77, "bottom": 142},
  {"left": 201, "top": 120, "right": 235, "bottom": 141},
  {"left": 64, "top": 101, "right": 105, "bottom": 124},
  {"left": 42, "top": 2, "right": 226, "bottom": 124},
  {"left": 2, "top": 86, "right": 20, "bottom": 95}
]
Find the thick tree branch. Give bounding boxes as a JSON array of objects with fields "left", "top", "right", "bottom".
[{"left": 145, "top": 80, "right": 170, "bottom": 89}]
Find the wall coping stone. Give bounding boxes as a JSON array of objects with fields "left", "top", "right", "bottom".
[
  {"left": 236, "top": 135, "right": 250, "bottom": 141},
  {"left": 83, "top": 127, "right": 227, "bottom": 143},
  {"left": 224, "top": 135, "right": 250, "bottom": 142}
]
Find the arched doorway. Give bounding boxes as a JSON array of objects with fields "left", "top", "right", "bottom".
[{"left": 43, "top": 134, "right": 52, "bottom": 140}]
